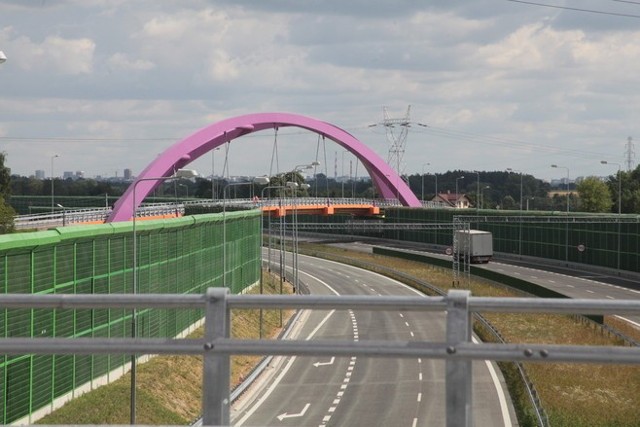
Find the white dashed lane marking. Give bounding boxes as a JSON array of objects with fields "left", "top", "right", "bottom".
[{"left": 319, "top": 311, "right": 359, "bottom": 427}]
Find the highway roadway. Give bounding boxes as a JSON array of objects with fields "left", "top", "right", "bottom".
[
  {"left": 365, "top": 242, "right": 640, "bottom": 328},
  {"left": 231, "top": 253, "right": 516, "bottom": 426},
  {"left": 485, "top": 258, "right": 640, "bottom": 327}
]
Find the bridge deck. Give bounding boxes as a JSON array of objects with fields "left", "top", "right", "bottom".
[{"left": 261, "top": 203, "right": 380, "bottom": 217}]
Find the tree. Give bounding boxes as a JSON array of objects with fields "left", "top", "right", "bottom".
[
  {"left": 0, "top": 152, "right": 10, "bottom": 197},
  {"left": 0, "top": 196, "right": 15, "bottom": 234},
  {"left": 501, "top": 195, "right": 517, "bottom": 210},
  {"left": 577, "top": 176, "right": 612, "bottom": 213},
  {"left": 0, "top": 152, "right": 15, "bottom": 233}
]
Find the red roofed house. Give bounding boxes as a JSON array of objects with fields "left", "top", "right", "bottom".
[{"left": 431, "top": 191, "right": 472, "bottom": 208}]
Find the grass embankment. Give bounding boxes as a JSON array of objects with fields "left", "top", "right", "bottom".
[
  {"left": 36, "top": 274, "right": 294, "bottom": 425},
  {"left": 299, "top": 243, "right": 640, "bottom": 427}
]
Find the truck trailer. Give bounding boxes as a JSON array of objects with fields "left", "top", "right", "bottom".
[{"left": 454, "top": 230, "right": 493, "bottom": 264}]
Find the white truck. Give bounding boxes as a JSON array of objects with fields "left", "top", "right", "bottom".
[{"left": 454, "top": 230, "right": 493, "bottom": 264}]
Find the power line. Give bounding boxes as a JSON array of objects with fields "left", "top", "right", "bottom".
[
  {"left": 611, "top": 0, "right": 640, "bottom": 5},
  {"left": 408, "top": 125, "right": 613, "bottom": 160},
  {"left": 0, "top": 126, "right": 377, "bottom": 144},
  {"left": 505, "top": 0, "right": 640, "bottom": 18},
  {"left": 0, "top": 136, "right": 176, "bottom": 142}
]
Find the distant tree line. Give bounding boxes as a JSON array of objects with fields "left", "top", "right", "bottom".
[{"left": 5, "top": 156, "right": 640, "bottom": 224}]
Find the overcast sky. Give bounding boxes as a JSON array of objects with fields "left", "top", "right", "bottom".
[{"left": 1, "top": 0, "right": 639, "bottom": 183}]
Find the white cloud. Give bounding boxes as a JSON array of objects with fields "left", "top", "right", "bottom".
[
  {"left": 107, "top": 53, "right": 155, "bottom": 71},
  {"left": 9, "top": 33, "right": 95, "bottom": 75},
  {"left": 1, "top": 1, "right": 639, "bottom": 180},
  {"left": 206, "top": 49, "right": 239, "bottom": 81},
  {"left": 477, "top": 23, "right": 585, "bottom": 71}
]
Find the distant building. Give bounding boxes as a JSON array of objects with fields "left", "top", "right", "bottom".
[
  {"left": 124, "top": 168, "right": 132, "bottom": 180},
  {"left": 62, "top": 171, "right": 85, "bottom": 180},
  {"left": 35, "top": 170, "right": 45, "bottom": 180}
]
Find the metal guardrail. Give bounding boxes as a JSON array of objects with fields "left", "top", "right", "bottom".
[
  {"left": 12, "top": 198, "right": 451, "bottom": 229},
  {"left": 185, "top": 197, "right": 449, "bottom": 209},
  {"left": 13, "top": 204, "right": 184, "bottom": 229},
  {"left": 2, "top": 290, "right": 640, "bottom": 426},
  {"left": 272, "top": 221, "right": 456, "bottom": 231}
]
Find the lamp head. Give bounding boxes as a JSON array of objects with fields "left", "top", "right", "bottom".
[
  {"left": 174, "top": 168, "right": 198, "bottom": 179},
  {"left": 0, "top": 51, "right": 6, "bottom": 64},
  {"left": 253, "top": 176, "right": 270, "bottom": 185}
]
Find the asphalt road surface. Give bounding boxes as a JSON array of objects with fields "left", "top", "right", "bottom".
[
  {"left": 231, "top": 253, "right": 517, "bottom": 426},
  {"left": 372, "top": 243, "right": 640, "bottom": 327}
]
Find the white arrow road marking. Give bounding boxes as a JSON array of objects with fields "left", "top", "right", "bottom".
[
  {"left": 313, "top": 357, "right": 335, "bottom": 367},
  {"left": 277, "top": 403, "right": 310, "bottom": 421}
]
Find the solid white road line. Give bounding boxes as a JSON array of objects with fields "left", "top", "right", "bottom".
[
  {"left": 236, "top": 267, "right": 340, "bottom": 426},
  {"left": 472, "top": 337, "right": 513, "bottom": 427}
]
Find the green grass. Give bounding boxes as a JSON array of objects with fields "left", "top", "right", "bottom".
[{"left": 36, "top": 273, "right": 294, "bottom": 425}]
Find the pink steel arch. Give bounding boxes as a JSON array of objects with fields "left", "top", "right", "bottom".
[{"left": 107, "top": 112, "right": 420, "bottom": 222}]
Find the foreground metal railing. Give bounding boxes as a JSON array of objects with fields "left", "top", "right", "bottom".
[{"left": 2, "top": 290, "right": 640, "bottom": 426}]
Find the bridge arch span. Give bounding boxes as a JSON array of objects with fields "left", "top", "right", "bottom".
[{"left": 107, "top": 112, "right": 420, "bottom": 222}]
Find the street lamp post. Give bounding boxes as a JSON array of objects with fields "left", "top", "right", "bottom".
[
  {"left": 432, "top": 173, "right": 438, "bottom": 200},
  {"left": 506, "top": 168, "right": 523, "bottom": 210},
  {"left": 481, "top": 186, "right": 490, "bottom": 210},
  {"left": 551, "top": 164, "right": 570, "bottom": 212},
  {"left": 260, "top": 184, "right": 289, "bottom": 336},
  {"left": 223, "top": 176, "right": 270, "bottom": 290},
  {"left": 286, "top": 162, "right": 320, "bottom": 293},
  {"left": 285, "top": 181, "right": 299, "bottom": 292},
  {"left": 421, "top": 163, "right": 430, "bottom": 202},
  {"left": 294, "top": 182, "right": 310, "bottom": 293},
  {"left": 526, "top": 197, "right": 534, "bottom": 211},
  {"left": 551, "top": 164, "right": 570, "bottom": 264},
  {"left": 600, "top": 160, "right": 622, "bottom": 216},
  {"left": 51, "top": 154, "right": 59, "bottom": 212},
  {"left": 178, "top": 183, "right": 188, "bottom": 198},
  {"left": 130, "top": 168, "right": 198, "bottom": 424},
  {"left": 341, "top": 151, "right": 348, "bottom": 199},
  {"left": 261, "top": 185, "right": 289, "bottom": 273},
  {"left": 455, "top": 176, "right": 465, "bottom": 208},
  {"left": 211, "top": 147, "right": 220, "bottom": 200},
  {"left": 56, "top": 203, "right": 66, "bottom": 226},
  {"left": 471, "top": 171, "right": 480, "bottom": 211},
  {"left": 601, "top": 160, "right": 622, "bottom": 272},
  {"left": 288, "top": 162, "right": 320, "bottom": 293},
  {"left": 507, "top": 168, "right": 524, "bottom": 257}
]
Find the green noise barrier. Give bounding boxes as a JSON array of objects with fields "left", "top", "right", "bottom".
[
  {"left": 384, "top": 208, "right": 640, "bottom": 273},
  {"left": 0, "top": 210, "right": 261, "bottom": 424}
]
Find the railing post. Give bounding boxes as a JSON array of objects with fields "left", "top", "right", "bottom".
[
  {"left": 446, "top": 289, "right": 473, "bottom": 427},
  {"left": 202, "top": 287, "right": 230, "bottom": 426}
]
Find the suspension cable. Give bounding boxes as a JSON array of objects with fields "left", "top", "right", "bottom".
[{"left": 269, "top": 126, "right": 279, "bottom": 180}]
